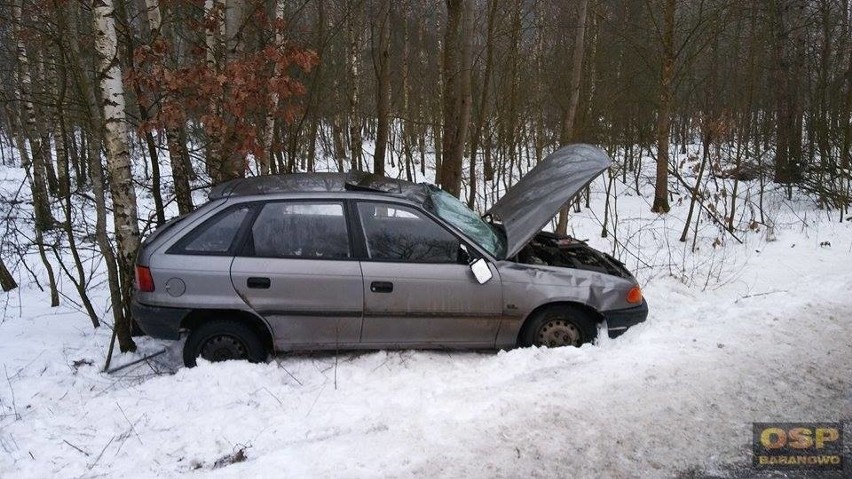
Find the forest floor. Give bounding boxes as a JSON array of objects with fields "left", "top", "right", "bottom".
[{"left": 1, "top": 146, "right": 851, "bottom": 478}]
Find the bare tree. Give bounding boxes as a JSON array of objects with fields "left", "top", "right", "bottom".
[
  {"left": 556, "top": 0, "right": 591, "bottom": 234},
  {"left": 439, "top": 0, "right": 473, "bottom": 197},
  {"left": 372, "top": 0, "right": 392, "bottom": 175},
  {"left": 651, "top": 0, "right": 676, "bottom": 213}
]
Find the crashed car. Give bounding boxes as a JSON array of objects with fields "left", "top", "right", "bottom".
[{"left": 132, "top": 144, "right": 648, "bottom": 366}]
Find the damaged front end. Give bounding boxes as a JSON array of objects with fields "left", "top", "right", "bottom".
[
  {"left": 515, "top": 231, "right": 633, "bottom": 279},
  {"left": 504, "top": 230, "right": 648, "bottom": 339}
]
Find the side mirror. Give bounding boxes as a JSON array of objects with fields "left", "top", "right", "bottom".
[{"left": 470, "top": 258, "right": 493, "bottom": 284}]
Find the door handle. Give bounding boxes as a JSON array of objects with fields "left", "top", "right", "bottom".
[
  {"left": 247, "top": 277, "right": 271, "bottom": 289},
  {"left": 370, "top": 281, "right": 393, "bottom": 293}
]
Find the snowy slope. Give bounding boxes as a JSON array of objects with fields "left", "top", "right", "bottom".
[{"left": 1, "top": 146, "right": 851, "bottom": 478}]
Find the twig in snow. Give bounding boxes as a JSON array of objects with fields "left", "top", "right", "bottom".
[
  {"left": 102, "top": 323, "right": 118, "bottom": 372},
  {"left": 734, "top": 290, "right": 789, "bottom": 304},
  {"left": 87, "top": 435, "right": 114, "bottom": 470},
  {"left": 258, "top": 387, "right": 282, "bottom": 406},
  {"left": 3, "top": 366, "right": 19, "bottom": 421},
  {"left": 116, "top": 402, "right": 143, "bottom": 445},
  {"left": 62, "top": 439, "right": 91, "bottom": 457},
  {"left": 276, "top": 362, "right": 302, "bottom": 386},
  {"left": 105, "top": 349, "right": 167, "bottom": 374}
]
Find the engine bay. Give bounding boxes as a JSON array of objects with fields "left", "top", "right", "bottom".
[{"left": 515, "top": 231, "right": 632, "bottom": 278}]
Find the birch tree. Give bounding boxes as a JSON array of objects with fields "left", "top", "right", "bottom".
[{"left": 93, "top": 0, "right": 142, "bottom": 352}]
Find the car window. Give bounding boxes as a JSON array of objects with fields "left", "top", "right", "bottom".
[
  {"left": 172, "top": 205, "right": 251, "bottom": 254},
  {"left": 249, "top": 202, "right": 351, "bottom": 259},
  {"left": 357, "top": 202, "right": 460, "bottom": 263}
]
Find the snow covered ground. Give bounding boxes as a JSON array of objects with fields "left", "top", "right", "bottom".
[{"left": 1, "top": 145, "right": 851, "bottom": 478}]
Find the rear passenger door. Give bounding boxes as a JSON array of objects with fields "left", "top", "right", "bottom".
[
  {"left": 355, "top": 201, "right": 502, "bottom": 347},
  {"left": 230, "top": 201, "right": 363, "bottom": 349}
]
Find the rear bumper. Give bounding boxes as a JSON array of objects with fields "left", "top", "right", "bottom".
[
  {"left": 130, "top": 298, "right": 189, "bottom": 340},
  {"left": 602, "top": 299, "right": 648, "bottom": 338}
]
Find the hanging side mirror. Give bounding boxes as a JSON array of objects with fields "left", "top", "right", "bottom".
[{"left": 470, "top": 258, "right": 493, "bottom": 284}]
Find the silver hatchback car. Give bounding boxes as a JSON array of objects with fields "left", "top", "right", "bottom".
[{"left": 133, "top": 144, "right": 648, "bottom": 366}]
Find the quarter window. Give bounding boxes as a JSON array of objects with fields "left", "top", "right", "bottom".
[
  {"left": 172, "top": 205, "right": 251, "bottom": 254},
  {"left": 357, "top": 203, "right": 460, "bottom": 263},
  {"left": 249, "top": 202, "right": 350, "bottom": 259}
]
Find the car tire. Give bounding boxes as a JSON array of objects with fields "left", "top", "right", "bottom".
[
  {"left": 520, "top": 305, "right": 598, "bottom": 348},
  {"left": 183, "top": 319, "right": 267, "bottom": 367}
]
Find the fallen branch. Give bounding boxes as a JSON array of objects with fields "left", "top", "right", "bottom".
[{"left": 105, "top": 349, "right": 167, "bottom": 375}]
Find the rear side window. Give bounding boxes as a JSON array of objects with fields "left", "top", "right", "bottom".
[
  {"left": 248, "top": 202, "right": 351, "bottom": 259},
  {"left": 357, "top": 202, "right": 460, "bottom": 263},
  {"left": 169, "top": 205, "right": 251, "bottom": 255}
]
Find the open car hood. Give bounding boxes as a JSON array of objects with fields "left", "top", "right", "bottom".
[{"left": 486, "top": 144, "right": 612, "bottom": 259}]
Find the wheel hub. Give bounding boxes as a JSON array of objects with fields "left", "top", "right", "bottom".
[
  {"left": 536, "top": 319, "right": 581, "bottom": 347},
  {"left": 201, "top": 335, "right": 248, "bottom": 362}
]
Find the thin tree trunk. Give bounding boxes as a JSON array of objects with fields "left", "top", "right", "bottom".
[
  {"left": 165, "top": 129, "right": 194, "bottom": 214},
  {"left": 347, "top": 1, "right": 363, "bottom": 170},
  {"left": 468, "top": 0, "right": 498, "bottom": 207},
  {"left": 261, "top": 0, "right": 285, "bottom": 176},
  {"left": 373, "top": 0, "right": 392, "bottom": 175},
  {"left": 0, "top": 257, "right": 16, "bottom": 292},
  {"left": 680, "top": 129, "right": 711, "bottom": 243},
  {"left": 93, "top": 0, "right": 140, "bottom": 352},
  {"left": 115, "top": 0, "right": 165, "bottom": 226},
  {"left": 13, "top": 0, "right": 59, "bottom": 306},
  {"left": 651, "top": 0, "right": 675, "bottom": 213},
  {"left": 557, "top": 0, "right": 590, "bottom": 234},
  {"left": 440, "top": 0, "right": 473, "bottom": 197}
]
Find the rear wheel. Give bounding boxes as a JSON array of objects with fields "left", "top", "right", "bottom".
[
  {"left": 520, "top": 305, "right": 598, "bottom": 348},
  {"left": 183, "top": 320, "right": 267, "bottom": 367}
]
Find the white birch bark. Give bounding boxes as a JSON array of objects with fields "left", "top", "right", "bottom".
[
  {"left": 261, "top": 0, "right": 285, "bottom": 175},
  {"left": 14, "top": 0, "right": 58, "bottom": 306},
  {"left": 92, "top": 0, "right": 141, "bottom": 349},
  {"left": 346, "top": 2, "right": 363, "bottom": 170},
  {"left": 144, "top": 0, "right": 162, "bottom": 35}
]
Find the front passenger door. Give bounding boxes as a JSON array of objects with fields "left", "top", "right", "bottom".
[{"left": 356, "top": 202, "right": 502, "bottom": 347}]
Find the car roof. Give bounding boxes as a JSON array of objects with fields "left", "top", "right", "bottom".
[{"left": 208, "top": 171, "right": 431, "bottom": 204}]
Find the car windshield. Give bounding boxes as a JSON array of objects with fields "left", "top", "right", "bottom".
[{"left": 429, "top": 188, "right": 505, "bottom": 259}]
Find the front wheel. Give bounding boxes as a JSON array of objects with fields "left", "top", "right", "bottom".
[
  {"left": 520, "top": 305, "right": 598, "bottom": 348},
  {"left": 183, "top": 320, "right": 267, "bottom": 367}
]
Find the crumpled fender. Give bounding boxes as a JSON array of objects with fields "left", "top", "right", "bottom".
[{"left": 497, "top": 261, "right": 637, "bottom": 316}]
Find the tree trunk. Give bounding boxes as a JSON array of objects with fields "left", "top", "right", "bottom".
[
  {"left": 165, "top": 128, "right": 194, "bottom": 214},
  {"left": 261, "top": 0, "right": 285, "bottom": 176},
  {"left": 439, "top": 0, "right": 473, "bottom": 197},
  {"left": 93, "top": 0, "right": 140, "bottom": 352},
  {"left": 556, "top": 0, "right": 591, "bottom": 234},
  {"left": 651, "top": 0, "right": 675, "bottom": 213},
  {"left": 0, "top": 257, "right": 16, "bottom": 292},
  {"left": 468, "top": 0, "right": 498, "bottom": 207},
  {"left": 115, "top": 0, "right": 165, "bottom": 226},
  {"left": 373, "top": 0, "right": 392, "bottom": 176},
  {"left": 347, "top": 1, "right": 363, "bottom": 170},
  {"left": 771, "top": 0, "right": 794, "bottom": 184}
]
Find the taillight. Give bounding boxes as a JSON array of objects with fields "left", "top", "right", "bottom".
[
  {"left": 135, "top": 265, "right": 155, "bottom": 292},
  {"left": 626, "top": 286, "right": 642, "bottom": 304}
]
